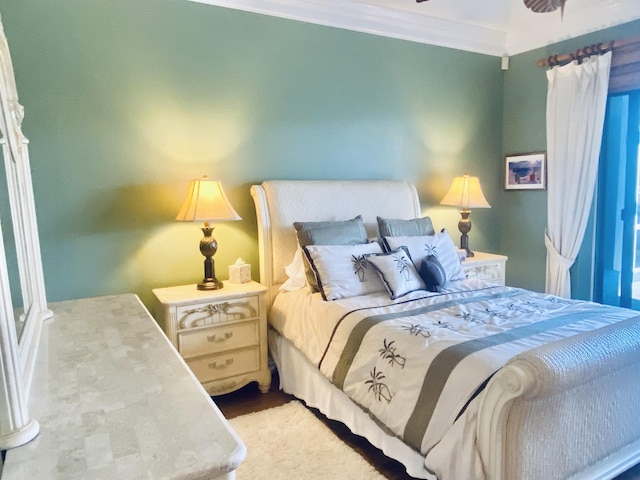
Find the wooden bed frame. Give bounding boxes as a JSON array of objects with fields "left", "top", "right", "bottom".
[{"left": 251, "top": 179, "right": 640, "bottom": 480}]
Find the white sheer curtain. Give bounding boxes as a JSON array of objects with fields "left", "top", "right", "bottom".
[{"left": 545, "top": 52, "right": 611, "bottom": 297}]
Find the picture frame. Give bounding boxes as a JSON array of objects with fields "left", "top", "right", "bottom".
[{"left": 504, "top": 152, "right": 546, "bottom": 190}]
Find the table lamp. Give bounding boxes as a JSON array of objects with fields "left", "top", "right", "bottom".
[
  {"left": 440, "top": 174, "right": 491, "bottom": 257},
  {"left": 176, "top": 176, "right": 241, "bottom": 290}
]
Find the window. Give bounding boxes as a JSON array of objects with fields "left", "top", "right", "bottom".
[{"left": 594, "top": 90, "right": 640, "bottom": 308}]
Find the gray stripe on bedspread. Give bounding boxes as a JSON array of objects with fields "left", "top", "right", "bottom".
[
  {"left": 332, "top": 290, "right": 521, "bottom": 389},
  {"left": 403, "top": 306, "right": 624, "bottom": 452}
]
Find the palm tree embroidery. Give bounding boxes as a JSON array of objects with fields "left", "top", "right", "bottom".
[
  {"left": 402, "top": 323, "right": 431, "bottom": 338},
  {"left": 459, "top": 312, "right": 486, "bottom": 325},
  {"left": 523, "top": 300, "right": 544, "bottom": 313},
  {"left": 393, "top": 253, "right": 412, "bottom": 281},
  {"left": 379, "top": 339, "right": 406, "bottom": 368},
  {"left": 456, "top": 311, "right": 477, "bottom": 322},
  {"left": 434, "top": 319, "right": 454, "bottom": 331},
  {"left": 365, "top": 367, "right": 394, "bottom": 404},
  {"left": 352, "top": 255, "right": 369, "bottom": 282},
  {"left": 424, "top": 243, "right": 438, "bottom": 257},
  {"left": 484, "top": 308, "right": 509, "bottom": 320},
  {"left": 508, "top": 303, "right": 537, "bottom": 314}
]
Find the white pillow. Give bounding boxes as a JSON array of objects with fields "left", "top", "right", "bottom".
[
  {"left": 301, "top": 243, "right": 386, "bottom": 301},
  {"left": 280, "top": 248, "right": 307, "bottom": 292},
  {"left": 365, "top": 247, "right": 426, "bottom": 300},
  {"left": 383, "top": 229, "right": 465, "bottom": 282}
]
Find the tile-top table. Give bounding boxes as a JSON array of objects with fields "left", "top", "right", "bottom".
[{"left": 2, "top": 294, "right": 245, "bottom": 479}]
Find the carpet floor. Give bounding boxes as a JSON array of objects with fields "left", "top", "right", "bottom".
[
  {"left": 217, "top": 379, "right": 640, "bottom": 480},
  {"left": 229, "top": 400, "right": 387, "bottom": 480}
]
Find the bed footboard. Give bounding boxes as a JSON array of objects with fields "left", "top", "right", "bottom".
[{"left": 477, "top": 315, "right": 640, "bottom": 480}]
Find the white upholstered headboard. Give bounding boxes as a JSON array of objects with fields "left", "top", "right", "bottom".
[{"left": 250, "top": 180, "right": 422, "bottom": 307}]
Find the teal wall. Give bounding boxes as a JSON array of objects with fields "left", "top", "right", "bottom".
[
  {"left": 500, "top": 19, "right": 640, "bottom": 297},
  {"left": 3, "top": 0, "right": 637, "bottom": 310},
  {"left": 0, "top": 0, "right": 504, "bottom": 310}
]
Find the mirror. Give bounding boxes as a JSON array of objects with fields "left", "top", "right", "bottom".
[
  {"left": 0, "top": 13, "right": 53, "bottom": 449},
  {"left": 0, "top": 154, "right": 24, "bottom": 338}
]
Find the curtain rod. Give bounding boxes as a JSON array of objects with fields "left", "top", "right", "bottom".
[{"left": 536, "top": 35, "right": 640, "bottom": 68}]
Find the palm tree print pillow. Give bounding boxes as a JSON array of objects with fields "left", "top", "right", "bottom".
[
  {"left": 302, "top": 242, "right": 386, "bottom": 301},
  {"left": 382, "top": 229, "right": 465, "bottom": 283},
  {"left": 364, "top": 247, "right": 426, "bottom": 300},
  {"left": 294, "top": 216, "right": 369, "bottom": 293}
]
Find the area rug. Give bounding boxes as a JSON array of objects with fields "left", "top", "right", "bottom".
[{"left": 229, "top": 401, "right": 387, "bottom": 480}]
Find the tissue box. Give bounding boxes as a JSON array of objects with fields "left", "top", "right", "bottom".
[{"left": 228, "top": 262, "right": 251, "bottom": 284}]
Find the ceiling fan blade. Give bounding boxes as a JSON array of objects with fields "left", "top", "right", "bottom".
[{"left": 523, "top": 0, "right": 566, "bottom": 13}]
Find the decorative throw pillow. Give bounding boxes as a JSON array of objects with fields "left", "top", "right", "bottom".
[
  {"left": 294, "top": 215, "right": 368, "bottom": 247},
  {"left": 419, "top": 255, "right": 446, "bottom": 292},
  {"left": 302, "top": 243, "right": 386, "bottom": 301},
  {"left": 376, "top": 216, "right": 435, "bottom": 237},
  {"left": 293, "top": 216, "right": 368, "bottom": 292},
  {"left": 364, "top": 247, "right": 426, "bottom": 300},
  {"left": 279, "top": 248, "right": 307, "bottom": 292},
  {"left": 382, "top": 229, "right": 465, "bottom": 283}
]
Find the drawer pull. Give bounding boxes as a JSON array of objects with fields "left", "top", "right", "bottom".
[
  {"left": 207, "top": 332, "right": 233, "bottom": 343},
  {"left": 208, "top": 358, "right": 234, "bottom": 370}
]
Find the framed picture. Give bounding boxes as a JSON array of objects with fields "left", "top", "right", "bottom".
[{"left": 504, "top": 152, "right": 546, "bottom": 190}]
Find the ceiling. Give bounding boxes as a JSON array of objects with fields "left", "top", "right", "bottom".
[{"left": 189, "top": 0, "right": 640, "bottom": 57}]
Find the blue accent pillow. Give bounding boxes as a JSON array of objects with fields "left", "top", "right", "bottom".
[
  {"left": 376, "top": 216, "right": 435, "bottom": 237},
  {"left": 419, "top": 255, "right": 446, "bottom": 292},
  {"left": 294, "top": 215, "right": 368, "bottom": 247}
]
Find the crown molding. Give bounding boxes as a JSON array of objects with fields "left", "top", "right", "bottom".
[
  {"left": 189, "top": 0, "right": 640, "bottom": 57},
  {"left": 189, "top": 0, "right": 508, "bottom": 56}
]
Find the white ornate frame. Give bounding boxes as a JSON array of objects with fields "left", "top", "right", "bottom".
[{"left": 0, "top": 14, "right": 53, "bottom": 449}]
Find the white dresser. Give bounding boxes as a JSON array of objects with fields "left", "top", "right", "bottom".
[
  {"left": 461, "top": 251, "right": 508, "bottom": 286},
  {"left": 1, "top": 294, "right": 245, "bottom": 480},
  {"left": 153, "top": 281, "right": 271, "bottom": 396}
]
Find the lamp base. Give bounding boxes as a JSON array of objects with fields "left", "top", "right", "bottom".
[
  {"left": 458, "top": 210, "right": 474, "bottom": 257},
  {"left": 197, "top": 278, "right": 223, "bottom": 290},
  {"left": 198, "top": 225, "right": 223, "bottom": 290},
  {"left": 462, "top": 242, "right": 475, "bottom": 258}
]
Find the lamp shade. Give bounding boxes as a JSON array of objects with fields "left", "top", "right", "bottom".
[
  {"left": 440, "top": 174, "right": 491, "bottom": 210},
  {"left": 176, "top": 177, "right": 242, "bottom": 222}
]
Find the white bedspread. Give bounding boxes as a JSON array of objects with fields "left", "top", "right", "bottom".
[{"left": 270, "top": 280, "right": 640, "bottom": 479}]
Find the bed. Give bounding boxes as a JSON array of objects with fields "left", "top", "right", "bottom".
[{"left": 250, "top": 179, "right": 640, "bottom": 480}]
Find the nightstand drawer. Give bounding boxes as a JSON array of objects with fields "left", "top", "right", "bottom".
[
  {"left": 460, "top": 252, "right": 507, "bottom": 286},
  {"left": 464, "top": 263, "right": 503, "bottom": 282},
  {"left": 176, "top": 295, "right": 260, "bottom": 330},
  {"left": 178, "top": 320, "right": 259, "bottom": 357},
  {"left": 187, "top": 347, "right": 260, "bottom": 384}
]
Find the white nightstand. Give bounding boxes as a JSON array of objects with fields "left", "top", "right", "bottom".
[
  {"left": 152, "top": 281, "right": 271, "bottom": 396},
  {"left": 461, "top": 252, "right": 508, "bottom": 286}
]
